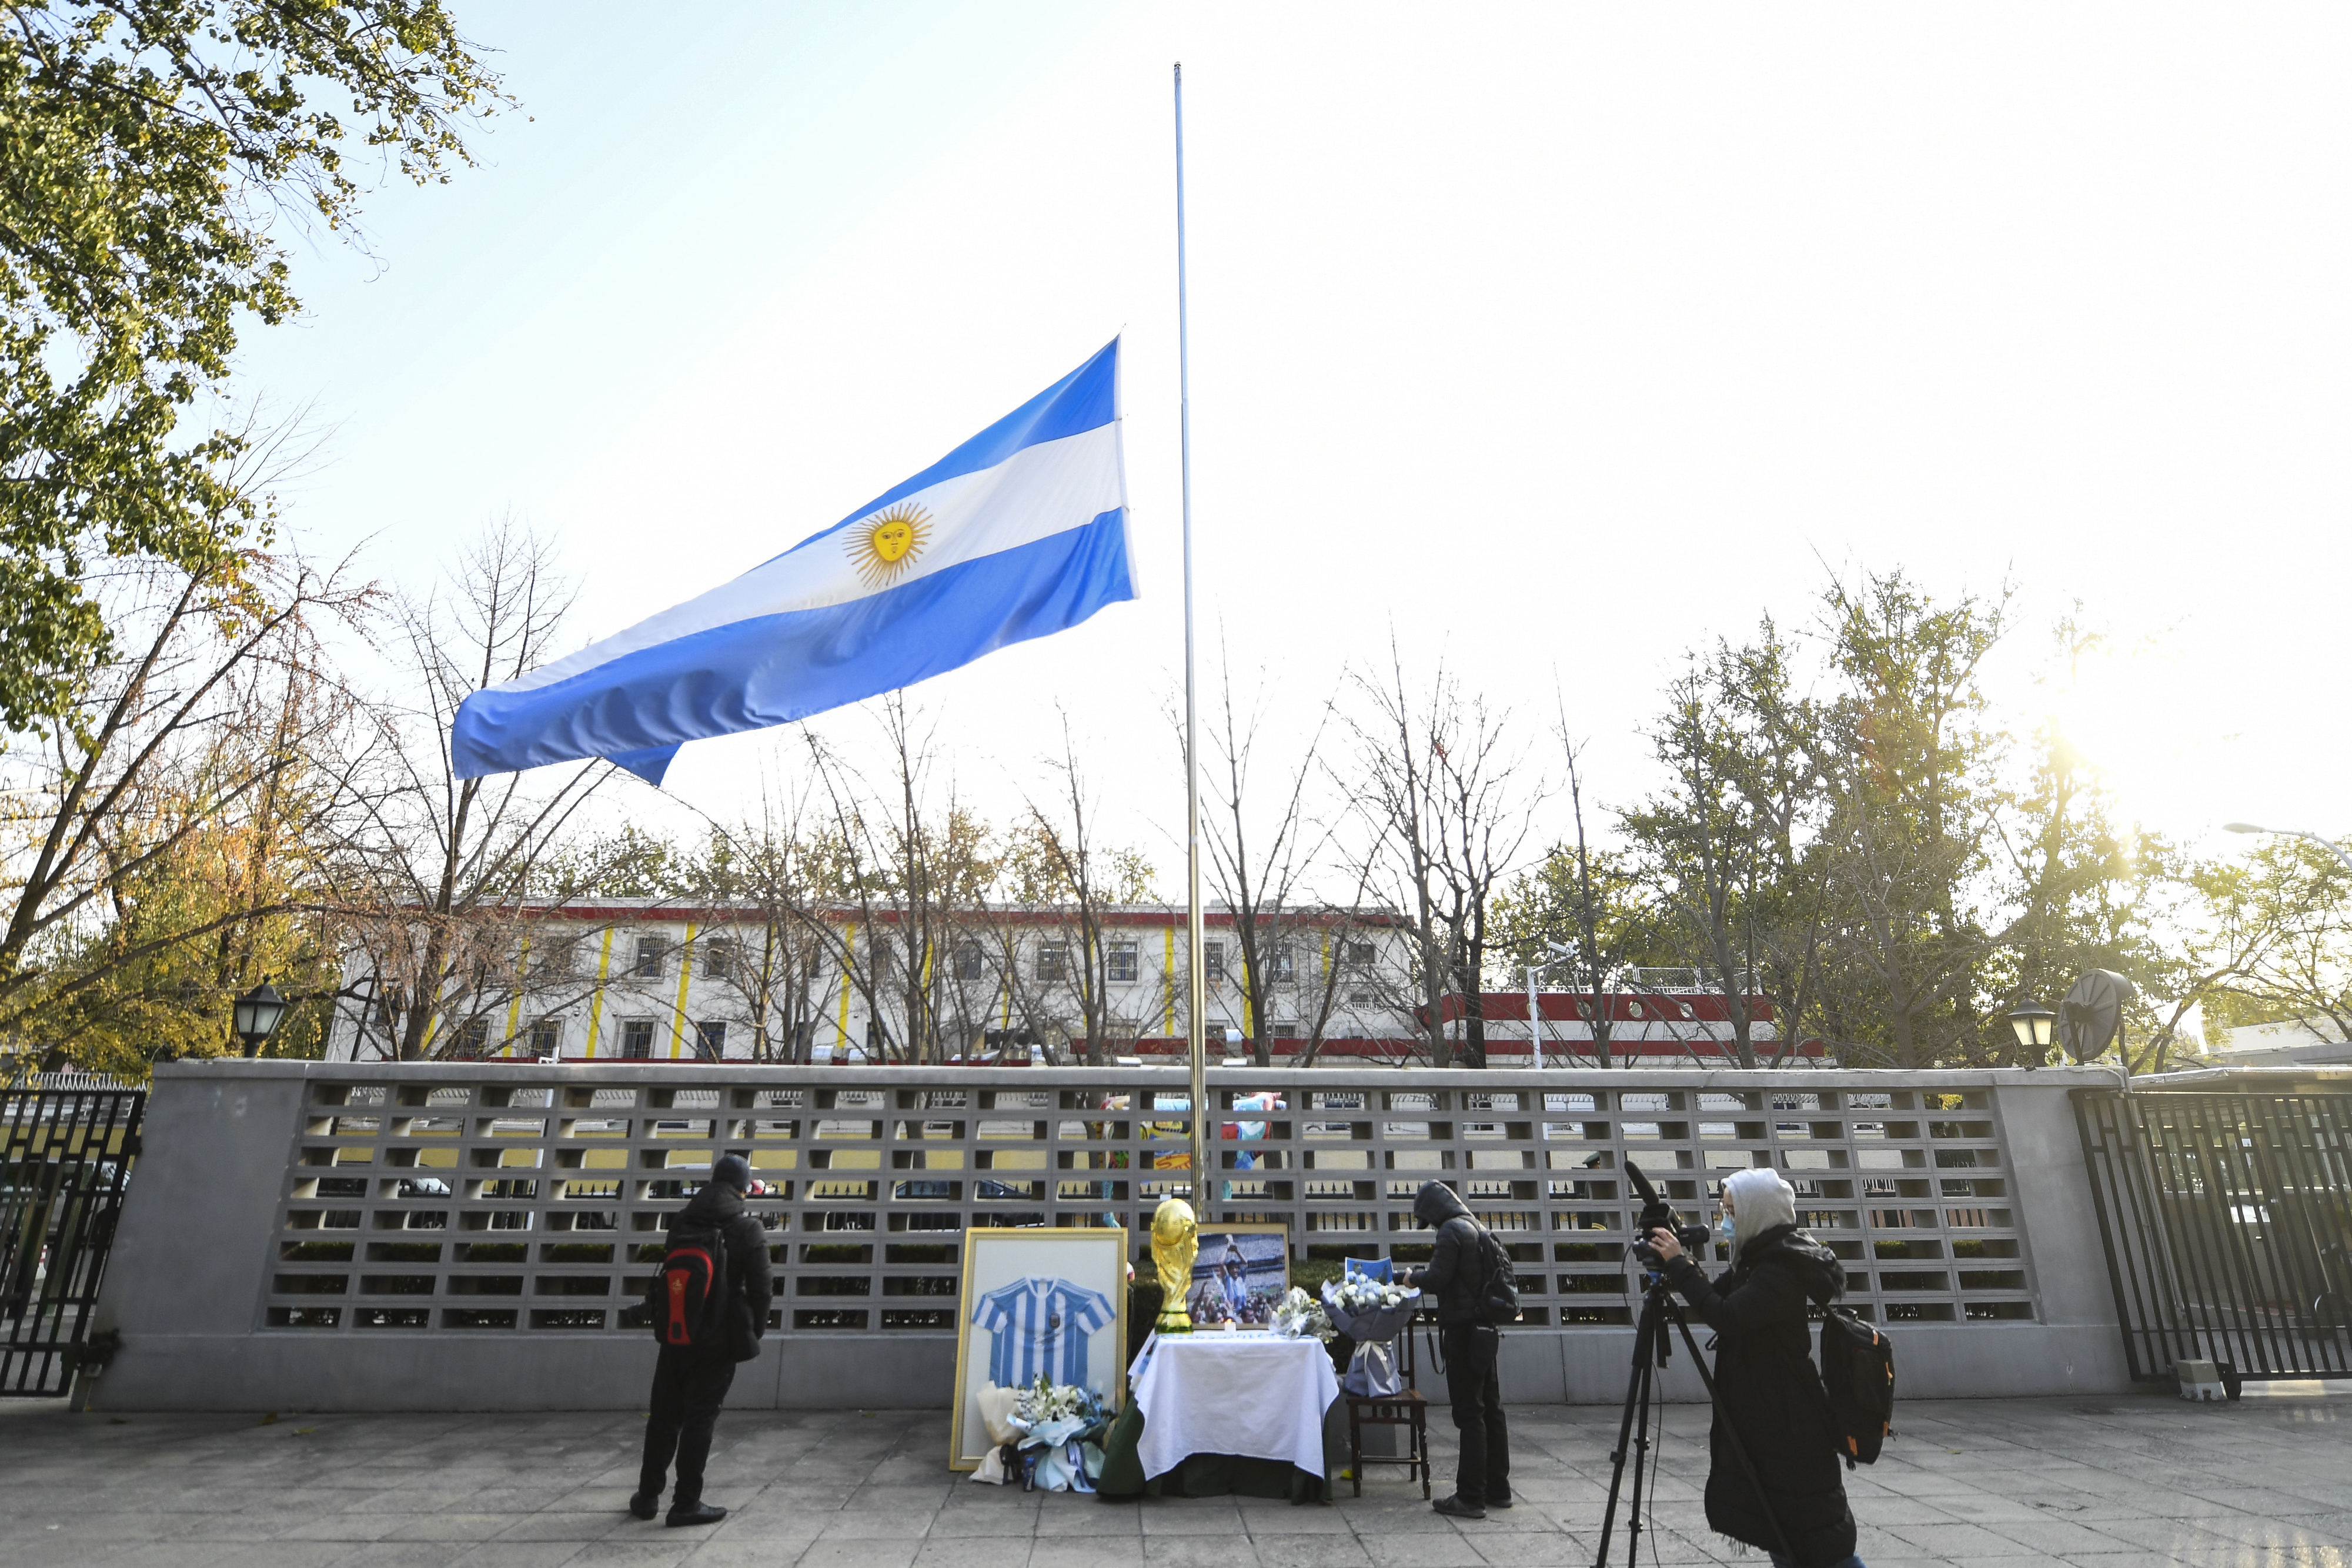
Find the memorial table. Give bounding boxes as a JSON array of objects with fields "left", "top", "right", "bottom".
[{"left": 1095, "top": 1331, "right": 1339, "bottom": 1502}]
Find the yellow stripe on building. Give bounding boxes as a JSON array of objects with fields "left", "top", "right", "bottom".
[
  {"left": 584, "top": 927, "right": 614, "bottom": 1058},
  {"left": 669, "top": 922, "right": 696, "bottom": 1058},
  {"left": 505, "top": 934, "right": 529, "bottom": 1048},
  {"left": 837, "top": 923, "right": 856, "bottom": 1055}
]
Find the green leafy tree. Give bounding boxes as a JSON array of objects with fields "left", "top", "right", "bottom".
[
  {"left": 0, "top": 1, "right": 500, "bottom": 731},
  {"left": 1809, "top": 571, "right": 2013, "bottom": 1068}
]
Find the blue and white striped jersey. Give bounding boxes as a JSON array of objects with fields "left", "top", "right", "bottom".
[{"left": 971, "top": 1275, "right": 1115, "bottom": 1388}]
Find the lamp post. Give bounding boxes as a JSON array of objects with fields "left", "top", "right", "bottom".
[
  {"left": 1522, "top": 941, "right": 1578, "bottom": 1071},
  {"left": 233, "top": 980, "right": 290, "bottom": 1058},
  {"left": 2003, "top": 1000, "right": 2056, "bottom": 1069},
  {"left": 2224, "top": 821, "right": 2352, "bottom": 875}
]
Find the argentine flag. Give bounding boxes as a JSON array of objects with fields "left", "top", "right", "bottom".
[{"left": 452, "top": 340, "right": 1132, "bottom": 785}]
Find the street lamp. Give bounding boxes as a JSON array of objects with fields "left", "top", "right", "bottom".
[
  {"left": 2224, "top": 821, "right": 2352, "bottom": 875},
  {"left": 233, "top": 980, "right": 290, "bottom": 1058},
  {"left": 1523, "top": 941, "right": 1579, "bottom": 1071},
  {"left": 2004, "top": 1000, "right": 2056, "bottom": 1068}
]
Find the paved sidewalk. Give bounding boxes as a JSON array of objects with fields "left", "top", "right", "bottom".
[{"left": 2, "top": 1390, "right": 2348, "bottom": 1567}]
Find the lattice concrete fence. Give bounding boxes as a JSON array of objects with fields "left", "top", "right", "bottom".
[{"left": 86, "top": 1061, "right": 2131, "bottom": 1411}]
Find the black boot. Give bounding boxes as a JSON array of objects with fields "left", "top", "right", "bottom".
[{"left": 666, "top": 1501, "right": 727, "bottom": 1528}]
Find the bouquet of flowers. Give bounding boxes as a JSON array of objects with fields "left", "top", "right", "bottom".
[
  {"left": 1269, "top": 1285, "right": 1334, "bottom": 1342},
  {"left": 972, "top": 1376, "right": 1111, "bottom": 1492},
  {"left": 1326, "top": 1275, "right": 1415, "bottom": 1316},
  {"left": 1321, "top": 1273, "right": 1422, "bottom": 1398}
]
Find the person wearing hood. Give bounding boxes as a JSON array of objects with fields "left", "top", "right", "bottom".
[
  {"left": 632, "top": 1154, "right": 774, "bottom": 1529},
  {"left": 1647, "top": 1168, "right": 1863, "bottom": 1568},
  {"left": 1400, "top": 1179, "right": 1511, "bottom": 1519}
]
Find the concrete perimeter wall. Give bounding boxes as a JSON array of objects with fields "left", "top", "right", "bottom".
[{"left": 87, "top": 1059, "right": 2131, "bottom": 1410}]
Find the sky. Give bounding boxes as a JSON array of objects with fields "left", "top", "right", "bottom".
[{"left": 235, "top": 2, "right": 2352, "bottom": 883}]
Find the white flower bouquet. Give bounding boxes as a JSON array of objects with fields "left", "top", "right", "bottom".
[
  {"left": 1269, "top": 1285, "right": 1334, "bottom": 1342},
  {"left": 1321, "top": 1274, "right": 1422, "bottom": 1397},
  {"left": 969, "top": 1376, "right": 1110, "bottom": 1493}
]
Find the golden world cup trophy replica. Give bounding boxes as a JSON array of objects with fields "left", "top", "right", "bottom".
[{"left": 1151, "top": 1196, "right": 1199, "bottom": 1333}]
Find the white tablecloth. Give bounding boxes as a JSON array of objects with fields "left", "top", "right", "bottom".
[{"left": 1130, "top": 1332, "right": 1339, "bottom": 1481}]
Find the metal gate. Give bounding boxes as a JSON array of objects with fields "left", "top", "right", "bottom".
[
  {"left": 0, "top": 1081, "right": 143, "bottom": 1396},
  {"left": 2076, "top": 1085, "right": 2352, "bottom": 1383}
]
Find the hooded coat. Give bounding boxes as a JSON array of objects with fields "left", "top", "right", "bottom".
[
  {"left": 1663, "top": 1223, "right": 1856, "bottom": 1568},
  {"left": 1409, "top": 1181, "right": 1495, "bottom": 1327},
  {"left": 667, "top": 1181, "right": 775, "bottom": 1360}
]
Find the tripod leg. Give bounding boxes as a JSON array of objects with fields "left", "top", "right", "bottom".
[
  {"left": 1626, "top": 1320, "right": 1655, "bottom": 1568},
  {"left": 1591, "top": 1298, "right": 1660, "bottom": 1568},
  {"left": 1662, "top": 1297, "right": 1801, "bottom": 1566}
]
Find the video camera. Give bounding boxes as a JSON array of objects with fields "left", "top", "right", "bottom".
[{"left": 1625, "top": 1159, "right": 1710, "bottom": 1272}]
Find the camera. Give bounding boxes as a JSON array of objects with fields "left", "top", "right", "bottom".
[{"left": 1625, "top": 1159, "right": 1709, "bottom": 1271}]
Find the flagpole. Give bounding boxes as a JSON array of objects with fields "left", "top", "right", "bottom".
[{"left": 1174, "top": 62, "right": 1210, "bottom": 1209}]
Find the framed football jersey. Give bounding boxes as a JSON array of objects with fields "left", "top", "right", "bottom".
[{"left": 950, "top": 1226, "right": 1129, "bottom": 1470}]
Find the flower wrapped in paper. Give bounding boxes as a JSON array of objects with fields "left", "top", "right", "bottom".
[
  {"left": 1269, "top": 1285, "right": 1333, "bottom": 1342},
  {"left": 1320, "top": 1272, "right": 1422, "bottom": 1398},
  {"left": 970, "top": 1376, "right": 1112, "bottom": 1491}
]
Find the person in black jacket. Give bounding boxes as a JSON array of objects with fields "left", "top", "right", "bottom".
[
  {"left": 1647, "top": 1167, "right": 1864, "bottom": 1568},
  {"left": 631, "top": 1154, "right": 774, "bottom": 1529},
  {"left": 1400, "top": 1180, "right": 1510, "bottom": 1519}
]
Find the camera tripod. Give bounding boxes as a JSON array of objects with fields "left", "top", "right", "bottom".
[{"left": 1591, "top": 1273, "right": 1794, "bottom": 1568}]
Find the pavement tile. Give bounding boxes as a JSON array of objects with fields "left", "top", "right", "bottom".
[
  {"left": 795, "top": 1541, "right": 923, "bottom": 1568},
  {"left": 447, "top": 1547, "right": 590, "bottom": 1568},
  {"left": 4, "top": 1395, "right": 2349, "bottom": 1568},
  {"left": 1141, "top": 1540, "right": 1263, "bottom": 1568}
]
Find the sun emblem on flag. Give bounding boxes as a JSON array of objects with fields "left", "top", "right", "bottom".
[{"left": 847, "top": 502, "right": 931, "bottom": 587}]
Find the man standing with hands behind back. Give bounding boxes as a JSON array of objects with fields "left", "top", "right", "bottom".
[
  {"left": 632, "top": 1154, "right": 773, "bottom": 1529},
  {"left": 1401, "top": 1180, "right": 1511, "bottom": 1520}
]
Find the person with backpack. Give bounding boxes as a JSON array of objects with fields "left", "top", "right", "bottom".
[
  {"left": 631, "top": 1154, "right": 774, "bottom": 1529},
  {"left": 1401, "top": 1180, "right": 1514, "bottom": 1519},
  {"left": 1646, "top": 1167, "right": 1865, "bottom": 1568}
]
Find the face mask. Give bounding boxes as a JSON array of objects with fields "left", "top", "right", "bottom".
[{"left": 1715, "top": 1212, "right": 1737, "bottom": 1243}]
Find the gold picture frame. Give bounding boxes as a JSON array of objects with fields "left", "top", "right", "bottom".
[
  {"left": 948, "top": 1226, "right": 1129, "bottom": 1471},
  {"left": 1185, "top": 1222, "right": 1291, "bottom": 1328}
]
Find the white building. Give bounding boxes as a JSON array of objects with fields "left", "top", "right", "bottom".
[{"left": 325, "top": 900, "right": 1425, "bottom": 1065}]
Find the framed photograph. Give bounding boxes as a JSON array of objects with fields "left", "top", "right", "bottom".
[
  {"left": 1187, "top": 1222, "right": 1291, "bottom": 1328},
  {"left": 950, "top": 1227, "right": 1128, "bottom": 1471}
]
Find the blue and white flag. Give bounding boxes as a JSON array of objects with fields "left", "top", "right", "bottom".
[{"left": 451, "top": 339, "right": 1131, "bottom": 784}]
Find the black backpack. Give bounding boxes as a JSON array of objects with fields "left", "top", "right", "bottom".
[
  {"left": 1475, "top": 1227, "right": 1521, "bottom": 1326},
  {"left": 649, "top": 1220, "right": 731, "bottom": 1351},
  {"left": 1816, "top": 1306, "right": 1896, "bottom": 1465}
]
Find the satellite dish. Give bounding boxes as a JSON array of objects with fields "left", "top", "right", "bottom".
[{"left": 2059, "top": 969, "right": 2137, "bottom": 1062}]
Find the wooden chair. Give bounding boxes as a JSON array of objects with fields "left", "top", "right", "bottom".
[{"left": 1343, "top": 1305, "right": 1431, "bottom": 1497}]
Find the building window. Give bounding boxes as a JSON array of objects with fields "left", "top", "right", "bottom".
[
  {"left": 1205, "top": 942, "right": 1225, "bottom": 982},
  {"left": 452, "top": 1017, "right": 488, "bottom": 1057},
  {"left": 953, "top": 942, "right": 985, "bottom": 982},
  {"left": 528, "top": 1018, "right": 561, "bottom": 1057},
  {"left": 1037, "top": 943, "right": 1070, "bottom": 983},
  {"left": 632, "top": 935, "right": 670, "bottom": 979},
  {"left": 695, "top": 1021, "right": 727, "bottom": 1061},
  {"left": 1271, "top": 1024, "right": 1298, "bottom": 1039},
  {"left": 621, "top": 1019, "right": 656, "bottom": 1059},
  {"left": 702, "top": 938, "right": 736, "bottom": 984},
  {"left": 1344, "top": 942, "right": 1376, "bottom": 969},
  {"left": 1268, "top": 945, "right": 1297, "bottom": 984},
  {"left": 1108, "top": 941, "right": 1138, "bottom": 983},
  {"left": 533, "top": 937, "right": 578, "bottom": 979},
  {"left": 1348, "top": 990, "right": 1374, "bottom": 1008},
  {"left": 870, "top": 942, "right": 894, "bottom": 981}
]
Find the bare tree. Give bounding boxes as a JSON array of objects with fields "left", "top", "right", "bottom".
[
  {"left": 1190, "top": 649, "right": 1345, "bottom": 1066},
  {"left": 1008, "top": 714, "right": 1155, "bottom": 1065},
  {"left": 335, "top": 522, "right": 612, "bottom": 1061},
  {"left": 1345, "top": 642, "right": 1541, "bottom": 1068}
]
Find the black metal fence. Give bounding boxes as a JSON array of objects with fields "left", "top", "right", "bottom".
[
  {"left": 2076, "top": 1084, "right": 2352, "bottom": 1383},
  {"left": 1, "top": 1082, "right": 143, "bottom": 1396}
]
